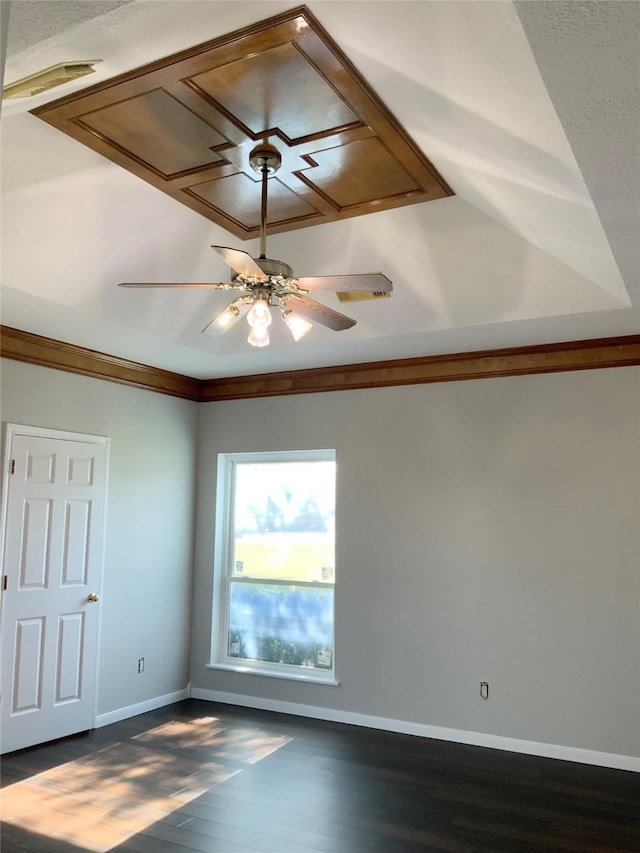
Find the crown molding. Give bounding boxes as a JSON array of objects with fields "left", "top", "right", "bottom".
[
  {"left": 200, "top": 335, "right": 640, "bottom": 401},
  {"left": 0, "top": 326, "right": 201, "bottom": 401},
  {"left": 2, "top": 325, "right": 639, "bottom": 402}
]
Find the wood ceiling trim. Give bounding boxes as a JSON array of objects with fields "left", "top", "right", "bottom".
[
  {"left": 199, "top": 336, "right": 640, "bottom": 401},
  {"left": 0, "top": 326, "right": 201, "bottom": 401},
  {"left": 2, "top": 326, "right": 638, "bottom": 403},
  {"left": 31, "top": 6, "right": 453, "bottom": 239}
]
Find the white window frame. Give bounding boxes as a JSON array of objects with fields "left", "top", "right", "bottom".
[{"left": 208, "top": 449, "right": 338, "bottom": 684}]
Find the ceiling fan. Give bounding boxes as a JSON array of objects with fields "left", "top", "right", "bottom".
[{"left": 119, "top": 143, "right": 392, "bottom": 347}]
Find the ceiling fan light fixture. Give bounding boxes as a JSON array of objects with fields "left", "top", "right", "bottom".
[
  {"left": 247, "top": 298, "right": 272, "bottom": 347},
  {"left": 247, "top": 324, "right": 270, "bottom": 348},
  {"left": 282, "top": 309, "right": 313, "bottom": 341},
  {"left": 202, "top": 296, "right": 250, "bottom": 334},
  {"left": 247, "top": 298, "right": 272, "bottom": 329},
  {"left": 216, "top": 303, "right": 240, "bottom": 327}
]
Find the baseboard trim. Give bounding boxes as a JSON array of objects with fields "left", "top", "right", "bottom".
[
  {"left": 191, "top": 688, "right": 640, "bottom": 773},
  {"left": 95, "top": 688, "right": 189, "bottom": 728}
]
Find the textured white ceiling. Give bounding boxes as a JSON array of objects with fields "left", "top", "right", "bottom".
[
  {"left": 4, "top": 0, "right": 135, "bottom": 56},
  {"left": 1, "top": 1, "right": 638, "bottom": 379}
]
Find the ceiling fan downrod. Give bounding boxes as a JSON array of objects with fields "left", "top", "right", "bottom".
[{"left": 249, "top": 142, "right": 282, "bottom": 259}]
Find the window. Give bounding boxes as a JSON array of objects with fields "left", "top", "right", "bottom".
[{"left": 211, "top": 450, "right": 336, "bottom": 682}]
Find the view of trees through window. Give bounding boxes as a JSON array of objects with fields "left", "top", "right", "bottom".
[{"left": 224, "top": 455, "right": 335, "bottom": 673}]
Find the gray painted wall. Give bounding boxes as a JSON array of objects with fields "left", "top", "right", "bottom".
[
  {"left": 1, "top": 359, "right": 198, "bottom": 715},
  {"left": 2, "top": 358, "right": 638, "bottom": 757},
  {"left": 192, "top": 367, "right": 640, "bottom": 758}
]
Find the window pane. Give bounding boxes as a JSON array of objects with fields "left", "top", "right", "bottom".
[
  {"left": 228, "top": 581, "right": 333, "bottom": 669},
  {"left": 232, "top": 461, "right": 335, "bottom": 582}
]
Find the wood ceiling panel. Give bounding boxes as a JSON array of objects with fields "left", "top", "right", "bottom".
[
  {"left": 191, "top": 43, "right": 362, "bottom": 142},
  {"left": 302, "top": 138, "right": 421, "bottom": 209},
  {"left": 191, "top": 172, "right": 319, "bottom": 231},
  {"left": 79, "top": 90, "right": 229, "bottom": 177},
  {"left": 33, "top": 6, "right": 453, "bottom": 239}
]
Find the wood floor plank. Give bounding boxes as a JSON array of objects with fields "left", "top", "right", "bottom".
[{"left": 1, "top": 699, "right": 639, "bottom": 853}]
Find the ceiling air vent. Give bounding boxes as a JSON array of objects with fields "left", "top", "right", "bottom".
[
  {"left": 336, "top": 290, "right": 391, "bottom": 303},
  {"left": 3, "top": 62, "right": 100, "bottom": 99}
]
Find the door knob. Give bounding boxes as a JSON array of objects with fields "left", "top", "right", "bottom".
[{"left": 87, "top": 592, "right": 100, "bottom": 603}]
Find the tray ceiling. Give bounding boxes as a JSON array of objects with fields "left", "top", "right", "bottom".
[
  {"left": 2, "top": 1, "right": 636, "bottom": 381},
  {"left": 32, "top": 5, "right": 452, "bottom": 240}
]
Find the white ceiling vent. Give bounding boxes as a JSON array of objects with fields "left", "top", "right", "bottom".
[{"left": 3, "top": 62, "right": 100, "bottom": 99}]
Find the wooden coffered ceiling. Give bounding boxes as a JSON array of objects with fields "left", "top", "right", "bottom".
[{"left": 31, "top": 6, "right": 452, "bottom": 240}]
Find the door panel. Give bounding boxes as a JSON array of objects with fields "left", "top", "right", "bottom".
[
  {"left": 56, "top": 612, "right": 84, "bottom": 702},
  {"left": 62, "top": 500, "right": 91, "bottom": 584},
  {"left": 1, "top": 426, "right": 109, "bottom": 753},
  {"left": 13, "top": 617, "right": 45, "bottom": 712},
  {"left": 19, "top": 499, "right": 52, "bottom": 587}
]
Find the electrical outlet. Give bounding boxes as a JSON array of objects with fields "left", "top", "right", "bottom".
[
  {"left": 138, "top": 657, "right": 145, "bottom": 673},
  {"left": 480, "top": 681, "right": 489, "bottom": 700}
]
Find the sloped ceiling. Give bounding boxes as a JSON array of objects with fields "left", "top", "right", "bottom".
[{"left": 1, "top": 1, "right": 638, "bottom": 379}]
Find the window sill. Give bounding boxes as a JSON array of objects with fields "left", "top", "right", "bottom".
[{"left": 207, "top": 662, "right": 340, "bottom": 685}]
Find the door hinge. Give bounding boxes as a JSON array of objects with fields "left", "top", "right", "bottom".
[
  {"left": 2, "top": 575, "right": 7, "bottom": 591},
  {"left": 11, "top": 459, "right": 15, "bottom": 475}
]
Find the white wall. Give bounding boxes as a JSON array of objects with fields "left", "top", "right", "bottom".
[
  {"left": 1, "top": 358, "right": 198, "bottom": 716},
  {"left": 191, "top": 367, "right": 640, "bottom": 758}
]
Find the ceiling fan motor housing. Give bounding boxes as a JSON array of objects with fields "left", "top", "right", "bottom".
[
  {"left": 254, "top": 257, "right": 293, "bottom": 278},
  {"left": 249, "top": 142, "right": 282, "bottom": 175},
  {"left": 229, "top": 257, "right": 294, "bottom": 288}
]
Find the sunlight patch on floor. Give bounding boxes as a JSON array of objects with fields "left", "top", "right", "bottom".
[
  {"left": 133, "top": 717, "right": 292, "bottom": 764},
  {"left": 0, "top": 716, "right": 292, "bottom": 852}
]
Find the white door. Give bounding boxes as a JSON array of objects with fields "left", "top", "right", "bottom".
[{"left": 0, "top": 424, "right": 109, "bottom": 754}]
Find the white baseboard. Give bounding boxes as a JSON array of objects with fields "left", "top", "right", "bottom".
[
  {"left": 95, "top": 688, "right": 189, "bottom": 728},
  {"left": 190, "top": 687, "right": 640, "bottom": 773}
]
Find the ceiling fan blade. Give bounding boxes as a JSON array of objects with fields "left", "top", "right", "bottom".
[
  {"left": 118, "top": 282, "right": 232, "bottom": 288},
  {"left": 211, "top": 246, "right": 266, "bottom": 279},
  {"left": 285, "top": 294, "right": 356, "bottom": 331},
  {"left": 295, "top": 273, "right": 392, "bottom": 293}
]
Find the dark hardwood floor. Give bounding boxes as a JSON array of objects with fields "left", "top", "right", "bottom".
[{"left": 1, "top": 699, "right": 639, "bottom": 852}]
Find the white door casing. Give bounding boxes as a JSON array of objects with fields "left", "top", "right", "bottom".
[{"left": 0, "top": 424, "right": 109, "bottom": 754}]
